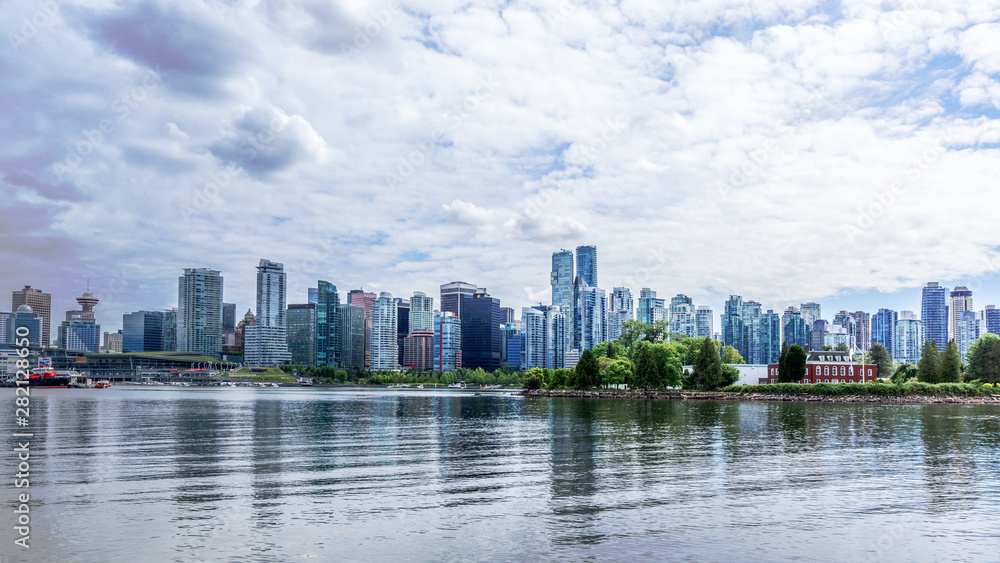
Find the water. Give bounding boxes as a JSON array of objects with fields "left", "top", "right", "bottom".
[{"left": 2, "top": 388, "right": 999, "bottom": 562}]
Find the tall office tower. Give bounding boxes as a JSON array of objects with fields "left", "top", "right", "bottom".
[
  {"left": 895, "top": 311, "right": 923, "bottom": 364},
  {"left": 500, "top": 307, "right": 515, "bottom": 324},
  {"left": 551, "top": 249, "right": 575, "bottom": 309},
  {"left": 286, "top": 303, "right": 317, "bottom": 365},
  {"left": 575, "top": 282, "right": 607, "bottom": 352},
  {"left": 520, "top": 305, "right": 569, "bottom": 370},
  {"left": 178, "top": 268, "right": 223, "bottom": 358},
  {"left": 741, "top": 300, "right": 763, "bottom": 363},
  {"left": 921, "top": 282, "right": 948, "bottom": 348},
  {"left": 460, "top": 290, "right": 502, "bottom": 371},
  {"left": 957, "top": 310, "right": 980, "bottom": 359},
  {"left": 222, "top": 303, "right": 236, "bottom": 331},
  {"left": 833, "top": 311, "right": 857, "bottom": 350},
  {"left": 607, "top": 309, "right": 631, "bottom": 341},
  {"left": 348, "top": 289, "right": 377, "bottom": 367},
  {"left": 810, "top": 320, "right": 832, "bottom": 352},
  {"left": 851, "top": 311, "right": 871, "bottom": 352},
  {"left": 984, "top": 305, "right": 1000, "bottom": 336},
  {"left": 761, "top": 310, "right": 782, "bottom": 364},
  {"left": 162, "top": 309, "right": 178, "bottom": 352},
  {"left": 395, "top": 297, "right": 410, "bottom": 366},
  {"left": 723, "top": 295, "right": 748, "bottom": 358},
  {"left": 949, "top": 286, "right": 973, "bottom": 343},
  {"left": 12, "top": 305, "right": 43, "bottom": 345},
  {"left": 409, "top": 291, "right": 434, "bottom": 333},
  {"left": 12, "top": 285, "right": 51, "bottom": 346},
  {"left": 611, "top": 287, "right": 633, "bottom": 314},
  {"left": 122, "top": 311, "right": 165, "bottom": 352},
  {"left": 433, "top": 312, "right": 462, "bottom": 372},
  {"left": 307, "top": 288, "right": 318, "bottom": 305},
  {"left": 102, "top": 331, "right": 123, "bottom": 353},
  {"left": 575, "top": 245, "right": 598, "bottom": 288},
  {"left": 403, "top": 330, "right": 434, "bottom": 370},
  {"left": 670, "top": 294, "right": 696, "bottom": 339},
  {"left": 637, "top": 289, "right": 665, "bottom": 325},
  {"left": 315, "top": 281, "right": 341, "bottom": 367},
  {"left": 337, "top": 303, "right": 365, "bottom": 368},
  {"left": 871, "top": 308, "right": 898, "bottom": 359},
  {"left": 695, "top": 306, "right": 714, "bottom": 339},
  {"left": 800, "top": 302, "right": 821, "bottom": 327},
  {"left": 244, "top": 259, "right": 291, "bottom": 366},
  {"left": 782, "top": 307, "right": 810, "bottom": 349},
  {"left": 440, "top": 281, "right": 478, "bottom": 318},
  {"left": 500, "top": 322, "right": 522, "bottom": 369},
  {"left": 370, "top": 292, "right": 398, "bottom": 370}
]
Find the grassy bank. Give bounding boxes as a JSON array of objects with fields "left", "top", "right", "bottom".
[{"left": 722, "top": 382, "right": 998, "bottom": 397}]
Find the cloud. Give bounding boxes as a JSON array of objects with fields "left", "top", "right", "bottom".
[
  {"left": 207, "top": 104, "right": 330, "bottom": 178},
  {"left": 442, "top": 199, "right": 494, "bottom": 225}
]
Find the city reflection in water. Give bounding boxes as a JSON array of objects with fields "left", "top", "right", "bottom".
[{"left": 1, "top": 388, "right": 999, "bottom": 562}]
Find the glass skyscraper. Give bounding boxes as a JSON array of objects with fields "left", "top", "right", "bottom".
[
  {"left": 434, "top": 312, "right": 462, "bottom": 372},
  {"left": 122, "top": 311, "right": 165, "bottom": 352},
  {"left": 551, "top": 250, "right": 574, "bottom": 309},
  {"left": 575, "top": 245, "right": 597, "bottom": 288},
  {"left": 782, "top": 307, "right": 809, "bottom": 349},
  {"left": 984, "top": 305, "right": 1000, "bottom": 336},
  {"left": 460, "top": 291, "right": 502, "bottom": 371},
  {"left": 244, "top": 259, "right": 291, "bottom": 366},
  {"left": 670, "top": 294, "right": 695, "bottom": 339},
  {"left": 576, "top": 284, "right": 607, "bottom": 351},
  {"left": 178, "top": 268, "right": 223, "bottom": 358},
  {"left": 409, "top": 291, "right": 434, "bottom": 333},
  {"left": 222, "top": 303, "right": 236, "bottom": 332},
  {"left": 338, "top": 303, "right": 365, "bottom": 368},
  {"left": 286, "top": 303, "right": 317, "bottom": 365},
  {"left": 895, "top": 311, "right": 923, "bottom": 364},
  {"left": 949, "top": 286, "right": 973, "bottom": 343},
  {"left": 761, "top": 310, "right": 782, "bottom": 364},
  {"left": 921, "top": 282, "right": 948, "bottom": 348},
  {"left": 370, "top": 292, "right": 398, "bottom": 371},
  {"left": 723, "top": 295, "right": 748, "bottom": 357},
  {"left": 871, "top": 308, "right": 898, "bottom": 359},
  {"left": 315, "top": 281, "right": 341, "bottom": 367},
  {"left": 695, "top": 306, "right": 714, "bottom": 339}
]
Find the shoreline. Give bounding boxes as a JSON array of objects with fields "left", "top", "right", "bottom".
[{"left": 520, "top": 389, "right": 1000, "bottom": 404}]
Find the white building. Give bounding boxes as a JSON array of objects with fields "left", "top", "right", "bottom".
[
  {"left": 670, "top": 294, "right": 696, "bottom": 339},
  {"left": 409, "top": 291, "right": 434, "bottom": 333},
  {"left": 370, "top": 292, "right": 398, "bottom": 370},
  {"left": 521, "top": 305, "right": 568, "bottom": 370},
  {"left": 894, "top": 311, "right": 923, "bottom": 365},
  {"left": 244, "top": 259, "right": 291, "bottom": 366}
]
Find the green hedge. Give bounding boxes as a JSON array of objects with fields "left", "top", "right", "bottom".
[{"left": 721, "top": 382, "right": 996, "bottom": 397}]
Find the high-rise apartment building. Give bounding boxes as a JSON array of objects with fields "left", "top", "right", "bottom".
[
  {"left": 895, "top": 311, "right": 923, "bottom": 364},
  {"left": 409, "top": 292, "right": 434, "bottom": 333},
  {"left": 348, "top": 289, "right": 377, "bottom": 367},
  {"left": 551, "top": 250, "right": 574, "bottom": 309},
  {"left": 637, "top": 289, "right": 665, "bottom": 325},
  {"left": 851, "top": 311, "right": 871, "bottom": 352},
  {"left": 370, "top": 292, "right": 398, "bottom": 370},
  {"left": 871, "top": 308, "right": 898, "bottom": 359},
  {"left": 611, "top": 287, "right": 633, "bottom": 314},
  {"left": 723, "top": 295, "right": 748, "bottom": 358},
  {"left": 244, "top": 259, "right": 291, "bottom": 366},
  {"left": 403, "top": 330, "right": 434, "bottom": 370},
  {"left": 460, "top": 291, "right": 502, "bottom": 371},
  {"left": 957, "top": 310, "right": 980, "bottom": 359},
  {"left": 520, "top": 305, "right": 568, "bottom": 370},
  {"left": 178, "top": 268, "right": 223, "bottom": 358},
  {"left": 500, "top": 307, "right": 516, "bottom": 324},
  {"left": 434, "top": 312, "right": 462, "bottom": 372},
  {"left": 102, "top": 331, "right": 123, "bottom": 353},
  {"left": 315, "top": 281, "right": 341, "bottom": 367},
  {"left": 921, "top": 282, "right": 948, "bottom": 348},
  {"left": 575, "top": 245, "right": 597, "bottom": 288},
  {"left": 782, "top": 307, "right": 810, "bottom": 349},
  {"left": 222, "top": 302, "right": 236, "bottom": 332},
  {"left": 286, "top": 303, "right": 317, "bottom": 366},
  {"left": 833, "top": 311, "right": 857, "bottom": 351},
  {"left": 575, "top": 282, "right": 607, "bottom": 352},
  {"left": 761, "top": 310, "right": 782, "bottom": 364},
  {"left": 395, "top": 297, "right": 410, "bottom": 366},
  {"left": 949, "top": 286, "right": 973, "bottom": 343},
  {"left": 501, "top": 323, "right": 521, "bottom": 369},
  {"left": 12, "top": 285, "right": 51, "bottom": 346},
  {"left": 984, "top": 305, "right": 1000, "bottom": 336},
  {"left": 800, "top": 302, "right": 821, "bottom": 328},
  {"left": 670, "top": 294, "right": 696, "bottom": 339},
  {"left": 338, "top": 303, "right": 365, "bottom": 368},
  {"left": 695, "top": 306, "right": 714, "bottom": 339}
]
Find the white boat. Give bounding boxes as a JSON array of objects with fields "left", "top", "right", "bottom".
[{"left": 447, "top": 381, "right": 467, "bottom": 389}]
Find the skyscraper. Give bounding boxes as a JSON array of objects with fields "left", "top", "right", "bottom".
[
  {"left": 122, "top": 311, "right": 165, "bottom": 352},
  {"left": 434, "top": 312, "right": 462, "bottom": 372},
  {"left": 723, "top": 295, "right": 748, "bottom": 358},
  {"left": 348, "top": 289, "right": 377, "bottom": 367},
  {"left": 500, "top": 307, "right": 516, "bottom": 324},
  {"left": 163, "top": 309, "right": 177, "bottom": 351},
  {"left": 575, "top": 282, "right": 607, "bottom": 352},
  {"left": 501, "top": 322, "right": 521, "bottom": 369},
  {"left": 460, "top": 290, "right": 502, "bottom": 371},
  {"left": 178, "top": 268, "right": 223, "bottom": 358},
  {"left": 742, "top": 300, "right": 763, "bottom": 364},
  {"left": 833, "top": 311, "right": 857, "bottom": 351},
  {"left": 871, "top": 308, "right": 898, "bottom": 359},
  {"left": 12, "top": 285, "right": 51, "bottom": 346},
  {"left": 921, "top": 282, "right": 948, "bottom": 348},
  {"left": 338, "top": 303, "right": 365, "bottom": 368},
  {"left": 244, "top": 259, "right": 292, "bottom": 366},
  {"left": 307, "top": 288, "right": 318, "bottom": 305},
  {"left": 611, "top": 287, "right": 633, "bottom": 314},
  {"left": 575, "top": 245, "right": 597, "bottom": 288},
  {"left": 637, "top": 289, "right": 665, "bottom": 325},
  {"left": 370, "top": 292, "right": 398, "bottom": 370},
  {"left": 761, "top": 310, "right": 782, "bottom": 364},
  {"left": 895, "top": 311, "right": 923, "bottom": 364},
  {"left": 222, "top": 302, "right": 236, "bottom": 331},
  {"left": 851, "top": 311, "right": 871, "bottom": 352},
  {"left": 800, "top": 302, "right": 821, "bottom": 327},
  {"left": 695, "top": 306, "right": 714, "bottom": 339},
  {"left": 782, "top": 307, "right": 809, "bottom": 349},
  {"left": 12, "top": 305, "right": 43, "bottom": 346},
  {"left": 57, "top": 285, "right": 100, "bottom": 352},
  {"left": 395, "top": 297, "right": 409, "bottom": 366},
  {"left": 403, "top": 330, "right": 434, "bottom": 370},
  {"left": 520, "top": 305, "right": 568, "bottom": 370},
  {"left": 551, "top": 250, "right": 574, "bottom": 309},
  {"left": 409, "top": 291, "right": 434, "bottom": 333},
  {"left": 670, "top": 294, "right": 696, "bottom": 339},
  {"left": 286, "top": 303, "right": 317, "bottom": 365},
  {"left": 957, "top": 310, "right": 980, "bottom": 359},
  {"left": 984, "top": 305, "right": 1000, "bottom": 336},
  {"left": 949, "top": 286, "right": 973, "bottom": 343}
]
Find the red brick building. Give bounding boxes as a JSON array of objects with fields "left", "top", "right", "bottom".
[{"left": 761, "top": 350, "right": 877, "bottom": 384}]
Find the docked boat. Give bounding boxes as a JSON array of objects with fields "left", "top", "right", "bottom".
[
  {"left": 447, "top": 381, "right": 467, "bottom": 389},
  {"left": 28, "top": 359, "right": 90, "bottom": 388}
]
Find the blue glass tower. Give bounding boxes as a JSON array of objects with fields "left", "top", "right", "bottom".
[
  {"left": 871, "top": 308, "right": 898, "bottom": 359},
  {"left": 921, "top": 282, "right": 948, "bottom": 348},
  {"left": 575, "top": 245, "right": 597, "bottom": 288},
  {"left": 551, "top": 250, "right": 574, "bottom": 309}
]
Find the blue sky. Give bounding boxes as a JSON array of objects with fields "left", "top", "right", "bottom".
[{"left": 3, "top": 0, "right": 1000, "bottom": 335}]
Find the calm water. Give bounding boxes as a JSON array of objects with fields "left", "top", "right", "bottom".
[{"left": 1, "top": 388, "right": 999, "bottom": 562}]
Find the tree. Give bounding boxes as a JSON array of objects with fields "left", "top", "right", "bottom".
[
  {"left": 938, "top": 340, "right": 963, "bottom": 383},
  {"left": 523, "top": 374, "right": 542, "bottom": 390},
  {"left": 967, "top": 333, "right": 1000, "bottom": 384},
  {"left": 633, "top": 341, "right": 657, "bottom": 389},
  {"left": 690, "top": 337, "right": 723, "bottom": 390},
  {"left": 869, "top": 343, "right": 893, "bottom": 380},
  {"left": 891, "top": 363, "right": 918, "bottom": 384},
  {"left": 576, "top": 349, "right": 600, "bottom": 389},
  {"left": 720, "top": 346, "right": 745, "bottom": 364},
  {"left": 778, "top": 341, "right": 790, "bottom": 383},
  {"left": 606, "top": 360, "right": 633, "bottom": 387},
  {"left": 834, "top": 342, "right": 850, "bottom": 353},
  {"left": 785, "top": 345, "right": 807, "bottom": 382},
  {"left": 720, "top": 364, "right": 740, "bottom": 388},
  {"left": 918, "top": 340, "right": 940, "bottom": 384},
  {"left": 650, "top": 342, "right": 683, "bottom": 388}
]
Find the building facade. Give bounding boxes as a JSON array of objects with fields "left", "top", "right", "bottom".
[
  {"left": 338, "top": 304, "right": 365, "bottom": 369},
  {"left": 551, "top": 250, "right": 574, "bottom": 310},
  {"left": 949, "top": 286, "right": 973, "bottom": 343},
  {"left": 460, "top": 291, "right": 502, "bottom": 371},
  {"left": 670, "top": 294, "right": 696, "bottom": 339},
  {"left": 871, "top": 308, "right": 898, "bottom": 359},
  {"left": 409, "top": 291, "right": 434, "bottom": 333},
  {"left": 178, "top": 268, "right": 223, "bottom": 358},
  {"left": 286, "top": 303, "right": 317, "bottom": 366},
  {"left": 851, "top": 311, "right": 871, "bottom": 352},
  {"left": 403, "top": 330, "right": 434, "bottom": 370},
  {"left": 894, "top": 311, "right": 923, "bottom": 364},
  {"left": 921, "top": 282, "right": 948, "bottom": 349},
  {"left": 695, "top": 305, "right": 714, "bottom": 339},
  {"left": 12, "top": 285, "right": 51, "bottom": 346},
  {"left": 244, "top": 259, "right": 291, "bottom": 366},
  {"left": 762, "top": 350, "right": 877, "bottom": 384},
  {"left": 122, "top": 311, "right": 165, "bottom": 353},
  {"left": 315, "top": 281, "right": 341, "bottom": 367},
  {"left": 575, "top": 245, "right": 597, "bottom": 288},
  {"left": 433, "top": 312, "right": 462, "bottom": 372},
  {"left": 370, "top": 292, "right": 398, "bottom": 371}
]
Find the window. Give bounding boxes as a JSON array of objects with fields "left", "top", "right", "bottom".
[
  {"left": 840, "top": 366, "right": 846, "bottom": 376},
  {"left": 868, "top": 369, "right": 873, "bottom": 376},
  {"left": 850, "top": 366, "right": 855, "bottom": 376},
  {"left": 825, "top": 379, "right": 830, "bottom": 383},
  {"left": 804, "top": 379, "right": 809, "bottom": 384},
  {"left": 824, "top": 366, "right": 830, "bottom": 375},
  {"left": 833, "top": 378, "right": 839, "bottom": 383},
  {"left": 816, "top": 366, "right": 822, "bottom": 375}
]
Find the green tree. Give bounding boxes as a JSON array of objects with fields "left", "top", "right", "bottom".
[
  {"left": 891, "top": 363, "right": 918, "bottom": 384},
  {"left": 690, "top": 337, "right": 723, "bottom": 390},
  {"left": 778, "top": 341, "right": 790, "bottom": 383},
  {"left": 720, "top": 364, "right": 740, "bottom": 388},
  {"left": 576, "top": 349, "right": 600, "bottom": 389},
  {"left": 633, "top": 341, "right": 658, "bottom": 389},
  {"left": 834, "top": 342, "right": 850, "bottom": 353},
  {"left": 785, "top": 345, "right": 807, "bottom": 382},
  {"left": 938, "top": 340, "right": 963, "bottom": 383},
  {"left": 523, "top": 374, "right": 542, "bottom": 390},
  {"left": 650, "top": 342, "right": 683, "bottom": 388},
  {"left": 966, "top": 333, "right": 1000, "bottom": 384},
  {"left": 720, "top": 345, "right": 745, "bottom": 365},
  {"left": 868, "top": 343, "right": 893, "bottom": 380},
  {"left": 918, "top": 340, "right": 940, "bottom": 383},
  {"left": 606, "top": 360, "right": 633, "bottom": 387}
]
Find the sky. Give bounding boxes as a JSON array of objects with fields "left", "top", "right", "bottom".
[{"left": 3, "top": 0, "right": 1000, "bottom": 335}]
